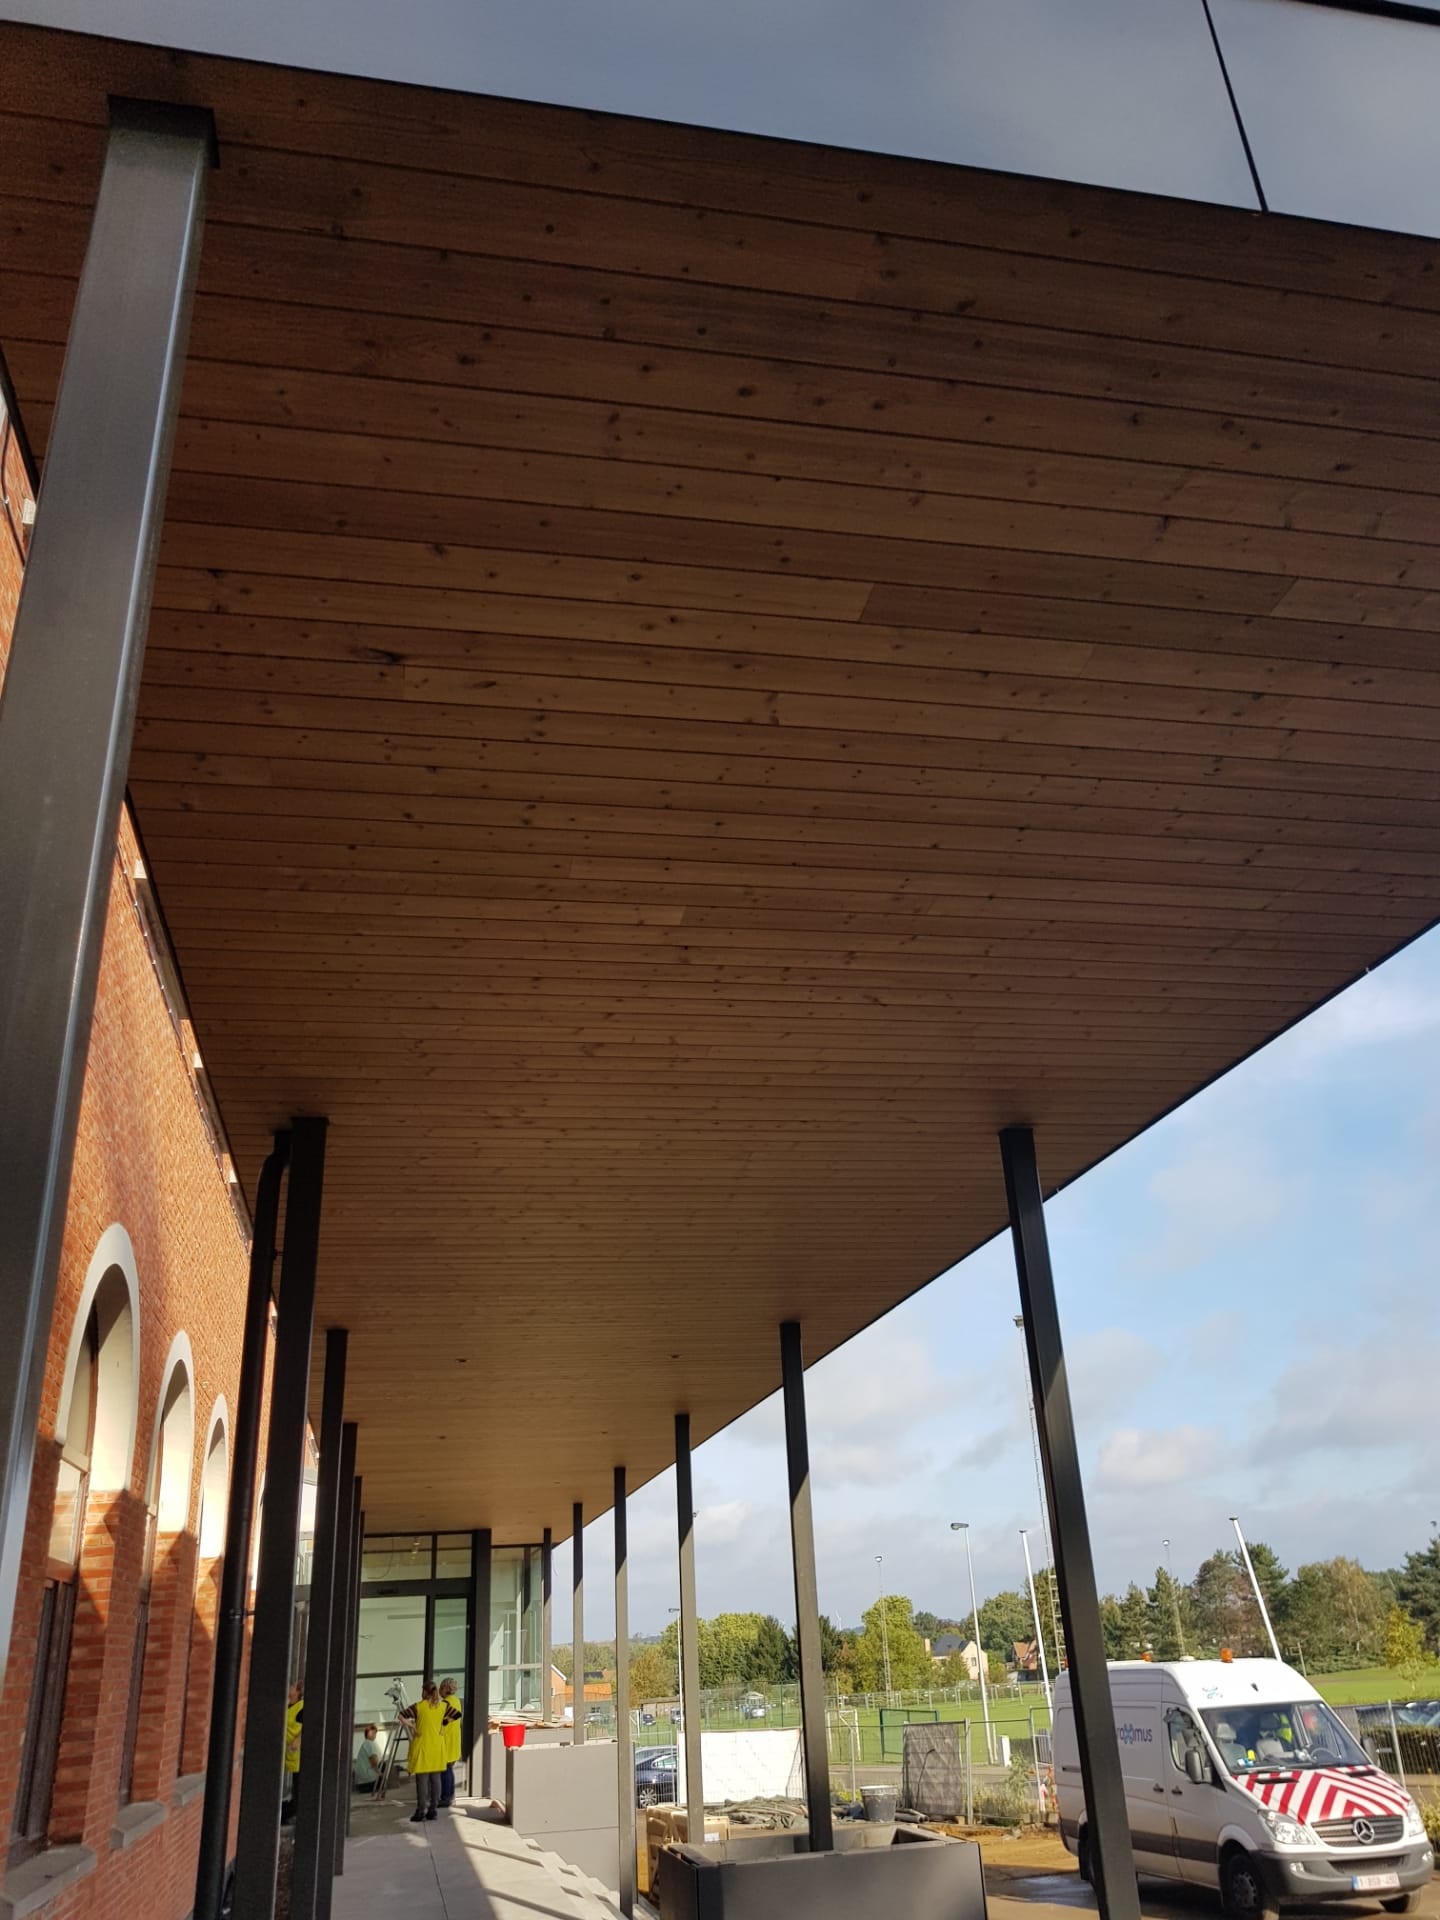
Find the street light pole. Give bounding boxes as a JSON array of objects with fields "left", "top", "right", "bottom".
[
  {"left": 1020, "top": 1528, "right": 1053, "bottom": 1715},
  {"left": 1230, "top": 1516, "right": 1282, "bottom": 1662},
  {"left": 1162, "top": 1537, "right": 1187, "bottom": 1656},
  {"left": 875, "top": 1555, "right": 892, "bottom": 1699},
  {"left": 952, "top": 1523, "right": 993, "bottom": 1764}
]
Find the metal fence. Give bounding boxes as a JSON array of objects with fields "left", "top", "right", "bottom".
[{"left": 1333, "top": 1702, "right": 1440, "bottom": 1789}]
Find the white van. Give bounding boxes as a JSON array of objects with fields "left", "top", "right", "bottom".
[{"left": 1054, "top": 1659, "right": 1433, "bottom": 1919}]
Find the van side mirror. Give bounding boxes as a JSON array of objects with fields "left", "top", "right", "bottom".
[{"left": 1186, "top": 1749, "right": 1209, "bottom": 1786}]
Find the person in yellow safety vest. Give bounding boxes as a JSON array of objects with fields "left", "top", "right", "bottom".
[
  {"left": 404, "top": 1681, "right": 447, "bottom": 1823},
  {"left": 438, "top": 1678, "right": 463, "bottom": 1808},
  {"left": 281, "top": 1683, "right": 303, "bottom": 1825}
]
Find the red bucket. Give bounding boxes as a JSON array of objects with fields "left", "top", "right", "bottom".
[{"left": 501, "top": 1723, "right": 526, "bottom": 1750}]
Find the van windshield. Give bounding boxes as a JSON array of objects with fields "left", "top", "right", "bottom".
[{"left": 1200, "top": 1700, "right": 1368, "bottom": 1775}]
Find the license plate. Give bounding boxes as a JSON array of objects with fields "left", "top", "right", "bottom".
[{"left": 1351, "top": 1873, "right": 1400, "bottom": 1892}]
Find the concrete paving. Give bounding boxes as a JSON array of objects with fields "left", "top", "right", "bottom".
[{"left": 332, "top": 1795, "right": 619, "bottom": 1920}]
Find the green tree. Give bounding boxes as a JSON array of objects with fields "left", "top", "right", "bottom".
[
  {"left": 1384, "top": 1605, "right": 1428, "bottom": 1694},
  {"left": 1239, "top": 1542, "right": 1291, "bottom": 1649},
  {"left": 1190, "top": 1550, "right": 1248, "bottom": 1654},
  {"left": 630, "top": 1644, "right": 676, "bottom": 1700},
  {"left": 818, "top": 1615, "right": 844, "bottom": 1674},
  {"left": 913, "top": 1609, "right": 941, "bottom": 1640},
  {"left": 1397, "top": 1535, "right": 1440, "bottom": 1654},
  {"left": 977, "top": 1589, "right": 1034, "bottom": 1661},
  {"left": 1286, "top": 1558, "right": 1387, "bottom": 1671},
  {"left": 748, "top": 1615, "right": 793, "bottom": 1686},
  {"left": 1114, "top": 1583, "right": 1152, "bottom": 1658},
  {"left": 1149, "top": 1567, "right": 1189, "bottom": 1660},
  {"left": 1099, "top": 1594, "right": 1127, "bottom": 1660},
  {"left": 851, "top": 1594, "right": 930, "bottom": 1692}
]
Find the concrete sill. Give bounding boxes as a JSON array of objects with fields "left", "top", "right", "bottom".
[
  {"left": 172, "top": 1773, "right": 206, "bottom": 1808},
  {"left": 0, "top": 1844, "right": 97, "bottom": 1919},
  {"left": 110, "top": 1801, "right": 167, "bottom": 1850}
]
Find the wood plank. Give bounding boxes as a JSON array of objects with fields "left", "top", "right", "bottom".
[
  {"left": 159, "top": 464, "right": 1440, "bottom": 599},
  {"left": 7, "top": 30, "right": 1438, "bottom": 318},
  {"left": 6, "top": 110, "right": 1440, "bottom": 390},
  {"left": 133, "top": 648, "right": 1440, "bottom": 774}
]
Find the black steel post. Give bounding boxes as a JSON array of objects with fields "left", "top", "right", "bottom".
[
  {"left": 780, "top": 1322, "right": 834, "bottom": 1851},
  {"left": 194, "top": 1133, "right": 289, "bottom": 1920},
  {"left": 675, "top": 1413, "right": 703, "bottom": 1835},
  {"left": 572, "top": 1501, "right": 586, "bottom": 1745},
  {"left": 1000, "top": 1127, "right": 1140, "bottom": 1920},
  {"left": 541, "top": 1527, "right": 553, "bottom": 1720},
  {"left": 0, "top": 98, "right": 212, "bottom": 1684},
  {"left": 337, "top": 1484, "right": 362, "bottom": 1863},
  {"left": 475, "top": 1529, "right": 493, "bottom": 1798},
  {"left": 292, "top": 1330, "right": 349, "bottom": 1920},
  {"left": 314, "top": 1422, "right": 356, "bottom": 1917},
  {"left": 233, "top": 1115, "right": 329, "bottom": 1920},
  {"left": 614, "top": 1466, "right": 636, "bottom": 1917},
  {"left": 464, "top": 1528, "right": 483, "bottom": 1798}
]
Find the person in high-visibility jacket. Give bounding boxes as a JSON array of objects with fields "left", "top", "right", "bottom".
[
  {"left": 404, "top": 1681, "right": 447, "bottom": 1822},
  {"left": 281, "top": 1683, "right": 303, "bottom": 1825},
  {"left": 438, "top": 1678, "right": 463, "bottom": 1808}
]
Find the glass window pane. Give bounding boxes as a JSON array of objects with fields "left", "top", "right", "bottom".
[
  {"left": 353, "top": 1670, "right": 422, "bottom": 1729},
  {"left": 433, "top": 1596, "right": 468, "bottom": 1686},
  {"left": 356, "top": 1593, "right": 426, "bottom": 1679},
  {"left": 362, "top": 1534, "right": 432, "bottom": 1582},
  {"left": 435, "top": 1534, "right": 472, "bottom": 1579}
]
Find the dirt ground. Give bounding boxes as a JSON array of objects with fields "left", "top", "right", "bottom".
[{"left": 928, "top": 1822, "right": 1076, "bottom": 1873}]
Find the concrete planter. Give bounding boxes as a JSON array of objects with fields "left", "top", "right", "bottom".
[{"left": 654, "top": 1824, "right": 987, "bottom": 1920}]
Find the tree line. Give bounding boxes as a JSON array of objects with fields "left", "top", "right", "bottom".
[
  {"left": 599, "top": 1534, "right": 1440, "bottom": 1702},
  {"left": 921, "top": 1533, "right": 1440, "bottom": 1678}
]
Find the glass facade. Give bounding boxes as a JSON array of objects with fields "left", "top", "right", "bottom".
[
  {"left": 489, "top": 1546, "right": 544, "bottom": 1715},
  {"left": 349, "top": 1532, "right": 543, "bottom": 1761}
]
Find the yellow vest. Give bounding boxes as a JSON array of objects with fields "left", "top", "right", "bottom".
[
  {"left": 284, "top": 1698, "right": 303, "bottom": 1774},
  {"left": 408, "top": 1695, "right": 447, "bottom": 1774},
  {"left": 441, "top": 1693, "right": 463, "bottom": 1765}
]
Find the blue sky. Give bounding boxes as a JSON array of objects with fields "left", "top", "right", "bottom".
[{"left": 556, "top": 925, "right": 1440, "bottom": 1638}]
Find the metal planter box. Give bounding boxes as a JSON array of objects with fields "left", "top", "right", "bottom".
[{"left": 654, "top": 1824, "right": 987, "bottom": 1920}]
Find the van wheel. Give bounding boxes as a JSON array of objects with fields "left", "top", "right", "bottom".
[
  {"left": 1076, "top": 1828, "right": 1093, "bottom": 1887},
  {"left": 1380, "top": 1897, "right": 1418, "bottom": 1914},
  {"left": 1221, "top": 1848, "right": 1279, "bottom": 1920}
]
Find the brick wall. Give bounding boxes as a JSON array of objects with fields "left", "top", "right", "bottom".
[{"left": 0, "top": 376, "right": 267, "bottom": 1918}]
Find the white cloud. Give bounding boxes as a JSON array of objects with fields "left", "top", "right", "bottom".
[
  {"left": 1139, "top": 1137, "right": 1304, "bottom": 1275},
  {"left": 1097, "top": 1423, "right": 1224, "bottom": 1489},
  {"left": 1268, "top": 976, "right": 1440, "bottom": 1076}
]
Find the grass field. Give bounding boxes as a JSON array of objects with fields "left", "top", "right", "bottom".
[
  {"left": 1313, "top": 1666, "right": 1440, "bottom": 1705},
  {"left": 635, "top": 1666, "right": 1440, "bottom": 1769}
]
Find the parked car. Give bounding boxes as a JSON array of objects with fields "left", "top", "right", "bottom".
[
  {"left": 635, "top": 1746, "right": 679, "bottom": 1808},
  {"left": 741, "top": 1691, "right": 767, "bottom": 1721}
]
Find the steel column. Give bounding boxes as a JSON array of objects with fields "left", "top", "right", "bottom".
[
  {"left": 291, "top": 1330, "right": 349, "bottom": 1920},
  {"left": 572, "top": 1501, "right": 586, "bottom": 1745},
  {"left": 1000, "top": 1126, "right": 1139, "bottom": 1920},
  {"left": 233, "top": 1115, "right": 329, "bottom": 1920},
  {"left": 675, "top": 1413, "right": 703, "bottom": 1834},
  {"left": 195, "top": 1133, "right": 288, "bottom": 1920},
  {"left": 474, "top": 1528, "right": 492, "bottom": 1797},
  {"left": 614, "top": 1466, "right": 636, "bottom": 1917},
  {"left": 780, "top": 1322, "right": 833, "bottom": 1851},
  {"left": 337, "top": 1484, "right": 362, "bottom": 1862},
  {"left": 0, "top": 98, "right": 212, "bottom": 1683},
  {"left": 314, "top": 1422, "right": 356, "bottom": 1915},
  {"left": 541, "top": 1527, "right": 553, "bottom": 1720}
]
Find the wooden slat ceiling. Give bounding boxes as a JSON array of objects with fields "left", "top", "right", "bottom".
[{"left": 3, "top": 24, "right": 1438, "bottom": 1539}]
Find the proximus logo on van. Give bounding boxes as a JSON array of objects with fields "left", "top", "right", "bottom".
[{"left": 1117, "top": 1723, "right": 1153, "bottom": 1745}]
